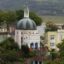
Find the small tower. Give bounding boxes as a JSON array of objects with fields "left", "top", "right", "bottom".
[{"left": 24, "top": 7, "right": 29, "bottom": 18}]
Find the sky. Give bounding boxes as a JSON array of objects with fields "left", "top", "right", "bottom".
[
  {"left": 0, "top": 0, "right": 63, "bottom": 9},
  {"left": 0, "top": 0, "right": 64, "bottom": 15},
  {"left": 32, "top": 0, "right": 63, "bottom": 3}
]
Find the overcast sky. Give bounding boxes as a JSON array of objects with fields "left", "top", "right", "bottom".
[
  {"left": 0, "top": 0, "right": 63, "bottom": 9},
  {"left": 0, "top": 0, "right": 64, "bottom": 4}
]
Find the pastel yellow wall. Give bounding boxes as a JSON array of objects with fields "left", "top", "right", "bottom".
[{"left": 45, "top": 31, "right": 59, "bottom": 50}]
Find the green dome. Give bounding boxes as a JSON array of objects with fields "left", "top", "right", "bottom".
[{"left": 16, "top": 17, "right": 36, "bottom": 30}]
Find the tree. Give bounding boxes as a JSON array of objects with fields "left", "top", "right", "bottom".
[
  {"left": 2, "top": 11, "right": 17, "bottom": 31},
  {"left": 57, "top": 40, "right": 64, "bottom": 59},
  {"left": 21, "top": 45, "right": 30, "bottom": 58},
  {"left": 16, "top": 10, "right": 24, "bottom": 20},
  {"left": 0, "top": 38, "right": 36, "bottom": 64},
  {"left": 0, "top": 37, "right": 19, "bottom": 50},
  {"left": 0, "top": 10, "right": 42, "bottom": 32},
  {"left": 0, "top": 11, "right": 6, "bottom": 24},
  {"left": 30, "top": 12, "right": 42, "bottom": 26},
  {"left": 50, "top": 49, "right": 57, "bottom": 61},
  {"left": 21, "top": 45, "right": 36, "bottom": 58},
  {"left": 0, "top": 37, "right": 21, "bottom": 64},
  {"left": 0, "top": 11, "right": 17, "bottom": 32},
  {"left": 45, "top": 21, "right": 58, "bottom": 32}
]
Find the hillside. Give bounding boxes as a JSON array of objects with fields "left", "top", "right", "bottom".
[{"left": 41, "top": 16, "right": 64, "bottom": 24}]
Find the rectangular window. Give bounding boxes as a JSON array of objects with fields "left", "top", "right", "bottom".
[
  {"left": 50, "top": 43, "right": 55, "bottom": 46},
  {"left": 50, "top": 35, "right": 55, "bottom": 40}
]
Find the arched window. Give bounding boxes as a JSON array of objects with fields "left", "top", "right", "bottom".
[
  {"left": 35, "top": 61, "right": 38, "bottom": 64},
  {"left": 21, "top": 37, "right": 23, "bottom": 44},
  {"left": 31, "top": 61, "right": 42, "bottom": 64},
  {"left": 35, "top": 43, "right": 38, "bottom": 49},
  {"left": 30, "top": 43, "right": 34, "bottom": 49}
]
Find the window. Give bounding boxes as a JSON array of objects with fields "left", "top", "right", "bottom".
[
  {"left": 50, "top": 35, "right": 55, "bottom": 40},
  {"left": 21, "top": 37, "right": 23, "bottom": 44},
  {"left": 35, "top": 43, "right": 38, "bottom": 49},
  {"left": 50, "top": 43, "right": 55, "bottom": 46},
  {"left": 30, "top": 43, "right": 34, "bottom": 49}
]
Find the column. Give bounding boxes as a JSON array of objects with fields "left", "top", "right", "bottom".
[{"left": 33, "top": 61, "right": 35, "bottom": 64}]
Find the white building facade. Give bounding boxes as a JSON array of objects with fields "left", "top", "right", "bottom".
[
  {"left": 15, "top": 7, "right": 40, "bottom": 49},
  {"left": 37, "top": 23, "right": 46, "bottom": 36}
]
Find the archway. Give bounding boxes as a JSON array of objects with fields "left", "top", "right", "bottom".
[
  {"left": 30, "top": 43, "right": 34, "bottom": 49},
  {"left": 35, "top": 43, "right": 38, "bottom": 49}
]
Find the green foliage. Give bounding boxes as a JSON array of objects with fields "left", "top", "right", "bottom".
[
  {"left": 21, "top": 45, "right": 36, "bottom": 58},
  {"left": 0, "top": 11, "right": 17, "bottom": 31},
  {"left": 16, "top": 10, "right": 24, "bottom": 20},
  {"left": 57, "top": 40, "right": 64, "bottom": 58},
  {"left": 0, "top": 11, "right": 17, "bottom": 24},
  {"left": 0, "top": 10, "right": 42, "bottom": 30},
  {"left": 50, "top": 49, "right": 57, "bottom": 60},
  {"left": 45, "top": 40, "right": 64, "bottom": 64},
  {"left": 0, "top": 11, "right": 4, "bottom": 24},
  {"left": 44, "top": 39, "right": 64, "bottom": 64},
  {"left": 21, "top": 45, "right": 30, "bottom": 58},
  {"left": 0, "top": 37, "right": 36, "bottom": 64},
  {"left": 0, "top": 37, "right": 23, "bottom": 64},
  {"left": 16, "top": 10, "right": 42, "bottom": 26},
  {"left": 30, "top": 12, "right": 42, "bottom": 26},
  {"left": 45, "top": 21, "right": 58, "bottom": 32},
  {"left": 44, "top": 60, "right": 64, "bottom": 64},
  {"left": 0, "top": 37, "right": 19, "bottom": 51},
  {"left": 29, "top": 51, "right": 36, "bottom": 57}
]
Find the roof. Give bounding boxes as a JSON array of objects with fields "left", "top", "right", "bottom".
[{"left": 16, "top": 17, "right": 37, "bottom": 30}]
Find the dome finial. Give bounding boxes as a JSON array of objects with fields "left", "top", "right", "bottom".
[
  {"left": 24, "top": 1, "right": 29, "bottom": 18},
  {"left": 24, "top": 7, "right": 29, "bottom": 18}
]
